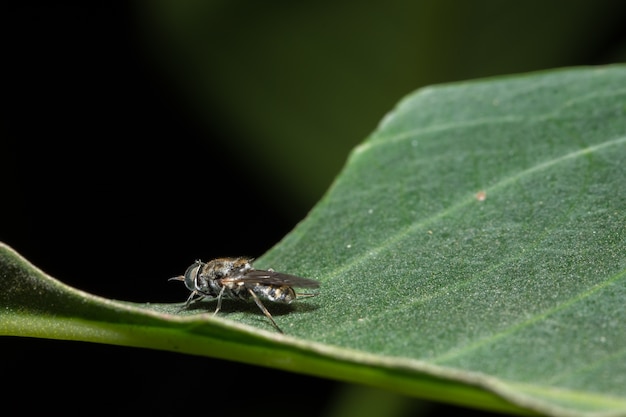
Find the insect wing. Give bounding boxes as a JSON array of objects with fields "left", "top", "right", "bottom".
[{"left": 221, "top": 269, "right": 320, "bottom": 288}]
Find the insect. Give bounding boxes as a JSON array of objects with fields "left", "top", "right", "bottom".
[{"left": 169, "top": 257, "right": 319, "bottom": 333}]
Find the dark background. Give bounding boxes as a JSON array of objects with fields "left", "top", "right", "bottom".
[
  {"left": 2, "top": 2, "right": 625, "bottom": 416},
  {"left": 3, "top": 3, "right": 320, "bottom": 416}
]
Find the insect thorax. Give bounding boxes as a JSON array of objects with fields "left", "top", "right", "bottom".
[{"left": 205, "top": 257, "right": 252, "bottom": 278}]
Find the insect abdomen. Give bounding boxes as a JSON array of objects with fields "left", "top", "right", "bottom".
[{"left": 253, "top": 285, "right": 296, "bottom": 303}]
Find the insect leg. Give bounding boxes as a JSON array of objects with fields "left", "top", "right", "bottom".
[
  {"left": 247, "top": 288, "right": 283, "bottom": 333},
  {"left": 213, "top": 286, "right": 226, "bottom": 315},
  {"left": 177, "top": 290, "right": 204, "bottom": 312},
  {"left": 295, "top": 292, "right": 317, "bottom": 299}
]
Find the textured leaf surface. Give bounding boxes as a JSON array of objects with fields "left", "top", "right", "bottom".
[{"left": 2, "top": 66, "right": 626, "bottom": 417}]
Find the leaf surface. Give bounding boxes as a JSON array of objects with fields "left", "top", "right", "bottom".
[{"left": 2, "top": 65, "right": 626, "bottom": 417}]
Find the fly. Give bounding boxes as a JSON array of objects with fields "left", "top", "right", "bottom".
[{"left": 169, "top": 257, "right": 319, "bottom": 333}]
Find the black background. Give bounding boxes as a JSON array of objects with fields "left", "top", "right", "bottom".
[
  {"left": 2, "top": 3, "right": 332, "bottom": 416},
  {"left": 3, "top": 3, "right": 298, "bottom": 302}
]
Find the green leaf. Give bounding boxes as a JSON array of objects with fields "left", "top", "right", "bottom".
[{"left": 2, "top": 65, "right": 626, "bottom": 416}]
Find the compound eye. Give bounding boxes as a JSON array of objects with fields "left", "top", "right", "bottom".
[{"left": 183, "top": 261, "right": 203, "bottom": 291}]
